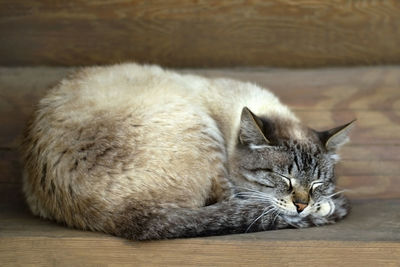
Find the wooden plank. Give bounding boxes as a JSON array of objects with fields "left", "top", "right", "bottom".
[
  {"left": 0, "top": 183, "right": 25, "bottom": 208},
  {"left": 338, "top": 176, "right": 400, "bottom": 200},
  {"left": 3, "top": 174, "right": 398, "bottom": 204},
  {"left": 2, "top": 66, "right": 400, "bottom": 111},
  {"left": 340, "top": 145, "right": 400, "bottom": 161},
  {"left": 0, "top": 238, "right": 398, "bottom": 267},
  {"left": 0, "top": 149, "right": 22, "bottom": 184},
  {"left": 3, "top": 176, "right": 400, "bottom": 203},
  {"left": 1, "top": 195, "right": 398, "bottom": 266},
  {"left": 3, "top": 66, "right": 399, "bottom": 113},
  {"left": 1, "top": 1, "right": 400, "bottom": 67},
  {"left": 0, "top": 67, "right": 74, "bottom": 147},
  {"left": 2, "top": 149, "right": 399, "bottom": 201},
  {"left": 1, "top": 66, "right": 400, "bottom": 147},
  {"left": 2, "top": 109, "right": 399, "bottom": 147},
  {"left": 0, "top": 199, "right": 399, "bottom": 266},
  {"left": 188, "top": 66, "right": 400, "bottom": 111},
  {"left": 1, "top": 67, "right": 399, "bottom": 202},
  {"left": 336, "top": 161, "right": 399, "bottom": 177},
  {"left": 296, "top": 110, "right": 400, "bottom": 145},
  {"left": 2, "top": 199, "right": 399, "bottom": 241},
  {"left": 5, "top": 149, "right": 400, "bottom": 178}
]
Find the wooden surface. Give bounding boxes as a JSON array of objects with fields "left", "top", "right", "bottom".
[
  {"left": 1, "top": 0, "right": 400, "bottom": 67},
  {"left": 1, "top": 240, "right": 399, "bottom": 266},
  {"left": 1, "top": 65, "right": 400, "bottom": 265},
  {"left": 1, "top": 66, "right": 399, "bottom": 204},
  {"left": 2, "top": 200, "right": 399, "bottom": 242},
  {"left": 1, "top": 239, "right": 398, "bottom": 267},
  {"left": 1, "top": 200, "right": 399, "bottom": 266}
]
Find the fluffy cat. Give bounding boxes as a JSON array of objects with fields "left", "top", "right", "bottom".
[{"left": 21, "top": 63, "right": 353, "bottom": 240}]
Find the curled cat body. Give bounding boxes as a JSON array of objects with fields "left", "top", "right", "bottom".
[{"left": 21, "top": 63, "right": 353, "bottom": 240}]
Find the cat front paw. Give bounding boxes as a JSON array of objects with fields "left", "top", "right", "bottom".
[
  {"left": 329, "top": 194, "right": 350, "bottom": 221},
  {"left": 311, "top": 194, "right": 350, "bottom": 226}
]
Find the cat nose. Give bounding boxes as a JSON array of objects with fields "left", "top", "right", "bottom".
[{"left": 293, "top": 202, "right": 308, "bottom": 213}]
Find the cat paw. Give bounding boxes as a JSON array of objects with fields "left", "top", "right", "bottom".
[{"left": 329, "top": 194, "right": 350, "bottom": 221}]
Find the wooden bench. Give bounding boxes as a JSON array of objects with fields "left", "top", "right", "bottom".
[
  {"left": 1, "top": 66, "right": 399, "bottom": 265},
  {"left": 2, "top": 0, "right": 400, "bottom": 264}
]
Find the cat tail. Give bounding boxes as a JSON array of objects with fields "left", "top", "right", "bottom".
[{"left": 111, "top": 199, "right": 284, "bottom": 240}]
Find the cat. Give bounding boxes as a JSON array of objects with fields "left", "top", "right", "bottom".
[{"left": 21, "top": 63, "right": 354, "bottom": 240}]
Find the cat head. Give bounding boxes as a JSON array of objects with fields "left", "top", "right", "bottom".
[{"left": 233, "top": 107, "right": 355, "bottom": 220}]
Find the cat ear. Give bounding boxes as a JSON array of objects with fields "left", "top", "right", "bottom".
[
  {"left": 317, "top": 120, "right": 356, "bottom": 151},
  {"left": 239, "top": 107, "right": 270, "bottom": 146}
]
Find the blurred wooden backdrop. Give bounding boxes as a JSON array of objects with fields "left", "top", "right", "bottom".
[{"left": 1, "top": 0, "right": 400, "bottom": 67}]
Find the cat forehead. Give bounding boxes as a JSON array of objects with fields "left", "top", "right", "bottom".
[
  {"left": 251, "top": 141, "right": 324, "bottom": 159},
  {"left": 284, "top": 139, "right": 324, "bottom": 154},
  {"left": 249, "top": 142, "right": 329, "bottom": 172}
]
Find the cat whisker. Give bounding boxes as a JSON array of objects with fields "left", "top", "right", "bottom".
[
  {"left": 246, "top": 209, "right": 268, "bottom": 232},
  {"left": 272, "top": 209, "right": 281, "bottom": 226},
  {"left": 234, "top": 188, "right": 275, "bottom": 199},
  {"left": 235, "top": 194, "right": 276, "bottom": 205},
  {"left": 323, "top": 189, "right": 350, "bottom": 199},
  {"left": 236, "top": 186, "right": 271, "bottom": 194},
  {"left": 236, "top": 187, "right": 275, "bottom": 196},
  {"left": 236, "top": 195, "right": 272, "bottom": 200},
  {"left": 235, "top": 193, "right": 274, "bottom": 200},
  {"left": 285, "top": 218, "right": 301, "bottom": 229},
  {"left": 246, "top": 207, "right": 278, "bottom": 233},
  {"left": 229, "top": 191, "right": 275, "bottom": 206},
  {"left": 235, "top": 191, "right": 269, "bottom": 197}
]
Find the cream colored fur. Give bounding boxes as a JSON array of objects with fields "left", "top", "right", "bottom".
[{"left": 22, "top": 63, "right": 308, "bottom": 232}]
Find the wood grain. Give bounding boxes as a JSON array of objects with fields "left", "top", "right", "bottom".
[
  {"left": 1, "top": 66, "right": 400, "bottom": 147},
  {"left": 2, "top": 148, "right": 400, "bottom": 202},
  {"left": 189, "top": 66, "right": 400, "bottom": 111},
  {"left": 2, "top": 175, "right": 399, "bottom": 209},
  {"left": 1, "top": 238, "right": 399, "bottom": 267},
  {"left": 1, "top": 66, "right": 400, "bottom": 202},
  {"left": 1, "top": 66, "right": 400, "bottom": 267},
  {"left": 296, "top": 110, "right": 400, "bottom": 145},
  {"left": 0, "top": 184, "right": 25, "bottom": 208},
  {"left": 1, "top": 1, "right": 400, "bottom": 67},
  {"left": 1, "top": 199, "right": 400, "bottom": 265},
  {"left": 3, "top": 199, "right": 399, "bottom": 241},
  {"left": 3, "top": 110, "right": 400, "bottom": 147}
]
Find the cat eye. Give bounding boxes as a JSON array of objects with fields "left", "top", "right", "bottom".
[
  {"left": 271, "top": 172, "right": 293, "bottom": 192},
  {"left": 243, "top": 167, "right": 293, "bottom": 191},
  {"left": 286, "top": 177, "right": 293, "bottom": 192},
  {"left": 253, "top": 179, "right": 276, "bottom": 188},
  {"left": 241, "top": 168, "right": 276, "bottom": 188},
  {"left": 309, "top": 181, "right": 324, "bottom": 194}
]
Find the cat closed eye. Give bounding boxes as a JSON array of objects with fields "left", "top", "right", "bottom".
[
  {"left": 253, "top": 179, "right": 275, "bottom": 188},
  {"left": 277, "top": 176, "right": 293, "bottom": 192},
  {"left": 269, "top": 172, "right": 293, "bottom": 191},
  {"left": 310, "top": 182, "right": 324, "bottom": 193}
]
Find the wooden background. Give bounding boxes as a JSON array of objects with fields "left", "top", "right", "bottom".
[
  {"left": 1, "top": 65, "right": 399, "bottom": 207},
  {"left": 1, "top": 2, "right": 400, "bottom": 264},
  {"left": 1, "top": 66, "right": 400, "bottom": 266},
  {"left": 1, "top": 0, "right": 400, "bottom": 67}
]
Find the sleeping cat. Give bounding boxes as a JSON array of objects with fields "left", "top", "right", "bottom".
[{"left": 21, "top": 63, "right": 353, "bottom": 240}]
